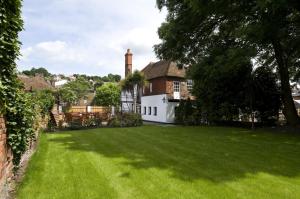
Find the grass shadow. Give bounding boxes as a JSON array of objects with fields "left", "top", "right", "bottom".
[{"left": 47, "top": 126, "right": 300, "bottom": 183}]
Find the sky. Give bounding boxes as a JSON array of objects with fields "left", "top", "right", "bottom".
[{"left": 17, "top": 0, "right": 167, "bottom": 77}]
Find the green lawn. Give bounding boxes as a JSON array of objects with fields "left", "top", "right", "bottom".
[{"left": 17, "top": 126, "right": 300, "bottom": 199}]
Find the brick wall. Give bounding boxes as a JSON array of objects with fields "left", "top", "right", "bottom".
[
  {"left": 0, "top": 116, "right": 13, "bottom": 198},
  {"left": 143, "top": 76, "right": 194, "bottom": 100},
  {"left": 143, "top": 77, "right": 167, "bottom": 96}
]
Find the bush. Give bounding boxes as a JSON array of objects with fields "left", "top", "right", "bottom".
[
  {"left": 108, "top": 113, "right": 143, "bottom": 127},
  {"left": 175, "top": 98, "right": 198, "bottom": 125},
  {"left": 69, "top": 119, "right": 82, "bottom": 130},
  {"left": 83, "top": 117, "right": 102, "bottom": 127},
  {"left": 108, "top": 117, "right": 121, "bottom": 127}
]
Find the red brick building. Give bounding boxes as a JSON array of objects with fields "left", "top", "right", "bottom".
[{"left": 141, "top": 61, "right": 193, "bottom": 123}]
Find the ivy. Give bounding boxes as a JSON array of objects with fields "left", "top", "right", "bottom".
[{"left": 0, "top": 0, "right": 36, "bottom": 166}]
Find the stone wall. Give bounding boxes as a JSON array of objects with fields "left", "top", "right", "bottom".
[{"left": 0, "top": 116, "right": 13, "bottom": 198}]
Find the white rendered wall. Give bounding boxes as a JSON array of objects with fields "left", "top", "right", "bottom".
[
  {"left": 141, "top": 94, "right": 179, "bottom": 123},
  {"left": 166, "top": 101, "right": 179, "bottom": 123}
]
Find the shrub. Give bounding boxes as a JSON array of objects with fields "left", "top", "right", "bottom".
[
  {"left": 108, "top": 113, "right": 143, "bottom": 127},
  {"left": 69, "top": 119, "right": 82, "bottom": 130},
  {"left": 108, "top": 117, "right": 121, "bottom": 127},
  {"left": 83, "top": 117, "right": 102, "bottom": 127},
  {"left": 175, "top": 98, "right": 198, "bottom": 125}
]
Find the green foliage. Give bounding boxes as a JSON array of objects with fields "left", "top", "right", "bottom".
[
  {"left": 5, "top": 92, "right": 36, "bottom": 166},
  {"left": 22, "top": 67, "right": 52, "bottom": 78},
  {"left": 155, "top": 0, "right": 300, "bottom": 125},
  {"left": 58, "top": 87, "right": 77, "bottom": 106},
  {"left": 58, "top": 77, "right": 92, "bottom": 107},
  {"left": 74, "top": 73, "right": 121, "bottom": 83},
  {"left": 250, "top": 67, "right": 281, "bottom": 124},
  {"left": 0, "top": 0, "right": 38, "bottom": 166},
  {"left": 175, "top": 99, "right": 197, "bottom": 125},
  {"left": 108, "top": 113, "right": 143, "bottom": 127},
  {"left": 121, "top": 70, "right": 147, "bottom": 113},
  {"left": 121, "top": 70, "right": 146, "bottom": 91},
  {"left": 32, "top": 89, "right": 55, "bottom": 117},
  {"left": 83, "top": 117, "right": 102, "bottom": 127},
  {"left": 95, "top": 83, "right": 121, "bottom": 107}
]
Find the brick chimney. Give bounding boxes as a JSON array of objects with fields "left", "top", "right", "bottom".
[{"left": 125, "top": 49, "right": 132, "bottom": 77}]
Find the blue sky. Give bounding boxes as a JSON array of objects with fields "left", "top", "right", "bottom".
[{"left": 17, "top": 0, "right": 166, "bottom": 77}]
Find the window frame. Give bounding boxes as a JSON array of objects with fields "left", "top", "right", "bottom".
[
  {"left": 173, "top": 81, "right": 180, "bottom": 92},
  {"left": 187, "top": 79, "right": 193, "bottom": 92},
  {"left": 154, "top": 107, "right": 157, "bottom": 116},
  {"left": 148, "top": 106, "right": 151, "bottom": 115}
]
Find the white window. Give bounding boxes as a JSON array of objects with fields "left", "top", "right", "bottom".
[
  {"left": 154, "top": 107, "right": 157, "bottom": 116},
  {"left": 149, "top": 83, "right": 152, "bottom": 93},
  {"left": 148, "top": 107, "right": 151, "bottom": 115},
  {"left": 173, "top": 81, "right": 180, "bottom": 92},
  {"left": 187, "top": 79, "right": 193, "bottom": 92}
]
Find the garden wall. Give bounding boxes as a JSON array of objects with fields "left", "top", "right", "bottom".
[{"left": 0, "top": 116, "right": 13, "bottom": 198}]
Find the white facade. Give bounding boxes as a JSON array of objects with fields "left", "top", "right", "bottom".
[
  {"left": 54, "top": 79, "right": 68, "bottom": 87},
  {"left": 141, "top": 94, "right": 179, "bottom": 123},
  {"left": 121, "top": 90, "right": 134, "bottom": 112}
]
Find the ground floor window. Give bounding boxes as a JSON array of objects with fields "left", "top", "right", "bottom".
[
  {"left": 154, "top": 107, "right": 157, "bottom": 116},
  {"left": 144, "top": 106, "right": 146, "bottom": 115},
  {"left": 148, "top": 107, "right": 151, "bottom": 115}
]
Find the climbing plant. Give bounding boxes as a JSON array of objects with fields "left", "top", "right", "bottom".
[{"left": 0, "top": 0, "right": 37, "bottom": 166}]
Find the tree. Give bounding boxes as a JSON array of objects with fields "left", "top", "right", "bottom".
[
  {"left": 94, "top": 83, "right": 121, "bottom": 107},
  {"left": 22, "top": 67, "right": 52, "bottom": 78},
  {"left": 58, "top": 77, "right": 91, "bottom": 108},
  {"left": 63, "top": 77, "right": 91, "bottom": 99},
  {"left": 251, "top": 67, "right": 281, "bottom": 124},
  {"left": 33, "top": 89, "right": 55, "bottom": 117},
  {"left": 155, "top": 0, "right": 300, "bottom": 126},
  {"left": 120, "top": 70, "right": 147, "bottom": 113},
  {"left": 189, "top": 43, "right": 254, "bottom": 122},
  {"left": 58, "top": 87, "right": 77, "bottom": 108}
]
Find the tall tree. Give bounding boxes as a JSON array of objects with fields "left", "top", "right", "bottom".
[
  {"left": 155, "top": 0, "right": 300, "bottom": 126},
  {"left": 120, "top": 70, "right": 147, "bottom": 113}
]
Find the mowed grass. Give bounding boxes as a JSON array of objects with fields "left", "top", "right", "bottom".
[{"left": 17, "top": 125, "right": 300, "bottom": 199}]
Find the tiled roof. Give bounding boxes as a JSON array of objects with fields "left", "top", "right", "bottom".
[
  {"left": 18, "top": 74, "right": 54, "bottom": 91},
  {"left": 141, "top": 61, "right": 186, "bottom": 80}
]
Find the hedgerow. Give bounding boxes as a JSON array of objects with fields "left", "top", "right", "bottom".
[{"left": 0, "top": 0, "right": 37, "bottom": 166}]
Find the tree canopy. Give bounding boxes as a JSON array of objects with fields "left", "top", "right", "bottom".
[
  {"left": 94, "top": 83, "right": 121, "bottom": 107},
  {"left": 58, "top": 77, "right": 92, "bottom": 106},
  {"left": 155, "top": 0, "right": 300, "bottom": 126},
  {"left": 22, "top": 67, "right": 52, "bottom": 78}
]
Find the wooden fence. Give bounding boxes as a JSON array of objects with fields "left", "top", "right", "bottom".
[{"left": 69, "top": 106, "right": 110, "bottom": 114}]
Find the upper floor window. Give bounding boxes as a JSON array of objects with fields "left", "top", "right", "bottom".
[
  {"left": 149, "top": 83, "right": 153, "bottom": 93},
  {"left": 173, "top": 81, "right": 180, "bottom": 92},
  {"left": 187, "top": 79, "right": 193, "bottom": 92}
]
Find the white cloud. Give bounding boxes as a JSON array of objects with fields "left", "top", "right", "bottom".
[
  {"left": 21, "top": 41, "right": 86, "bottom": 63},
  {"left": 17, "top": 0, "right": 167, "bottom": 77}
]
